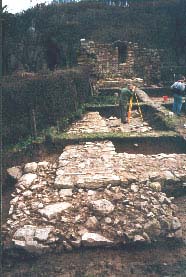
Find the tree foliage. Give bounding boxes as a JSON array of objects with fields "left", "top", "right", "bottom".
[{"left": 2, "top": 0, "right": 186, "bottom": 74}]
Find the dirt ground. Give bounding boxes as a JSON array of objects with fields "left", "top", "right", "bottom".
[{"left": 2, "top": 245, "right": 186, "bottom": 276}]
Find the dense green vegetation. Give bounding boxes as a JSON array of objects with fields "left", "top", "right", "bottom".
[
  {"left": 2, "top": 0, "right": 186, "bottom": 74},
  {"left": 3, "top": 68, "right": 91, "bottom": 147}
]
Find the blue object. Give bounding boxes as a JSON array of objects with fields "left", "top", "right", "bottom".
[{"left": 172, "top": 94, "right": 183, "bottom": 115}]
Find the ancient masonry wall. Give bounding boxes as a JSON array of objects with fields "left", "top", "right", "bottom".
[
  {"left": 78, "top": 41, "right": 119, "bottom": 77},
  {"left": 78, "top": 40, "right": 161, "bottom": 84},
  {"left": 121, "top": 44, "right": 162, "bottom": 84}
]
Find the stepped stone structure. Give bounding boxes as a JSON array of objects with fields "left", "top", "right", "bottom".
[
  {"left": 78, "top": 39, "right": 162, "bottom": 84},
  {"left": 3, "top": 141, "right": 186, "bottom": 254}
]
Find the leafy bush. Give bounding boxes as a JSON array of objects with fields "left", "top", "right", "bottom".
[{"left": 2, "top": 68, "right": 91, "bottom": 145}]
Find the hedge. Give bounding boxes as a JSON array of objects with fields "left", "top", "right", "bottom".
[{"left": 2, "top": 67, "right": 91, "bottom": 145}]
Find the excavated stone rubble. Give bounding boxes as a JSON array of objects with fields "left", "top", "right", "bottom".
[
  {"left": 3, "top": 141, "right": 186, "bottom": 254},
  {"left": 67, "top": 112, "right": 153, "bottom": 134}
]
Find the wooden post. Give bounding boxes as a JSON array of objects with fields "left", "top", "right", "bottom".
[
  {"left": 31, "top": 108, "right": 37, "bottom": 139},
  {"left": 89, "top": 79, "right": 94, "bottom": 97}
]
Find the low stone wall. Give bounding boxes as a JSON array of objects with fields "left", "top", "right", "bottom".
[{"left": 3, "top": 141, "right": 186, "bottom": 254}]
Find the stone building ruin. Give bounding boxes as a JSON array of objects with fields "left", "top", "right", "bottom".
[{"left": 78, "top": 39, "right": 162, "bottom": 85}]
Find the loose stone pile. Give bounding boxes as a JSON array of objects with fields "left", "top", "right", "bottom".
[
  {"left": 114, "top": 152, "right": 186, "bottom": 192},
  {"left": 3, "top": 141, "right": 186, "bottom": 254}
]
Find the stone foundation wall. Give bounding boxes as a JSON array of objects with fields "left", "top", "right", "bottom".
[
  {"left": 78, "top": 40, "right": 162, "bottom": 85},
  {"left": 78, "top": 40, "right": 119, "bottom": 77},
  {"left": 118, "top": 44, "right": 162, "bottom": 83}
]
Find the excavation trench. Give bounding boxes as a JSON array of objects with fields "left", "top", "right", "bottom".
[
  {"left": 113, "top": 136, "right": 186, "bottom": 154},
  {"left": 143, "top": 89, "right": 186, "bottom": 116},
  {"left": 144, "top": 87, "right": 173, "bottom": 97},
  {"left": 87, "top": 104, "right": 174, "bottom": 131},
  {"left": 3, "top": 100, "right": 186, "bottom": 276},
  {"left": 163, "top": 103, "right": 186, "bottom": 115}
]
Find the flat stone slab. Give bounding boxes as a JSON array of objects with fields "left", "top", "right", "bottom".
[
  {"left": 90, "top": 199, "right": 115, "bottom": 215},
  {"left": 3, "top": 141, "right": 186, "bottom": 254},
  {"left": 24, "top": 162, "right": 38, "bottom": 173},
  {"left": 19, "top": 173, "right": 38, "bottom": 188},
  {"left": 39, "top": 202, "right": 72, "bottom": 219},
  {"left": 82, "top": 232, "right": 114, "bottom": 247},
  {"left": 12, "top": 225, "right": 54, "bottom": 253},
  {"left": 7, "top": 166, "right": 23, "bottom": 180}
]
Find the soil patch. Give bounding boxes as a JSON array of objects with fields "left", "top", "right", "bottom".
[{"left": 114, "top": 136, "right": 186, "bottom": 154}]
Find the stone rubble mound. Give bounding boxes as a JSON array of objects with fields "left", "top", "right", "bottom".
[
  {"left": 3, "top": 141, "right": 186, "bottom": 254},
  {"left": 114, "top": 152, "right": 186, "bottom": 191}
]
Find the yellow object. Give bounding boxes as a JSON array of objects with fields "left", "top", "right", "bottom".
[{"left": 127, "top": 87, "right": 143, "bottom": 123}]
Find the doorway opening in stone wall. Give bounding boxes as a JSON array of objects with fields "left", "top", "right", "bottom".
[{"left": 114, "top": 41, "right": 128, "bottom": 64}]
